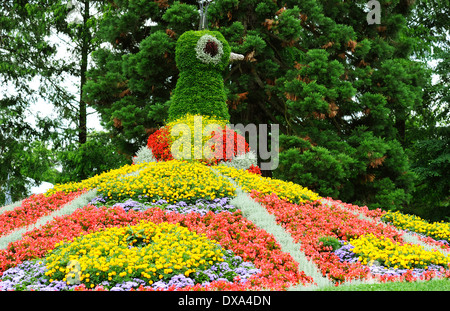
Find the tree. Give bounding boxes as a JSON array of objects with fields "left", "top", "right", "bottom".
[
  {"left": 0, "top": 0, "right": 65, "bottom": 204},
  {"left": 56, "top": 131, "right": 130, "bottom": 183},
  {"left": 83, "top": 0, "right": 183, "bottom": 154},
  {"left": 401, "top": 0, "right": 449, "bottom": 219},
  {"left": 1, "top": 0, "right": 129, "bottom": 200},
  {"left": 55, "top": 0, "right": 111, "bottom": 180}
]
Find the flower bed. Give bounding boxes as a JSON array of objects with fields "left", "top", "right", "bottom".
[
  {"left": 347, "top": 233, "right": 450, "bottom": 270},
  {"left": 44, "top": 221, "right": 232, "bottom": 289},
  {"left": 0, "top": 190, "right": 85, "bottom": 238},
  {"left": 147, "top": 114, "right": 251, "bottom": 165},
  {"left": 3, "top": 159, "right": 450, "bottom": 291},
  {"left": 0, "top": 198, "right": 313, "bottom": 291},
  {"left": 96, "top": 161, "right": 236, "bottom": 204},
  {"left": 47, "top": 161, "right": 236, "bottom": 204},
  {"left": 46, "top": 163, "right": 145, "bottom": 196},
  {"left": 90, "top": 196, "right": 239, "bottom": 216},
  {"left": 382, "top": 210, "right": 450, "bottom": 245},
  {"left": 249, "top": 191, "right": 450, "bottom": 284}
]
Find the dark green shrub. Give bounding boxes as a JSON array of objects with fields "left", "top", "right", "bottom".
[{"left": 318, "top": 236, "right": 341, "bottom": 252}]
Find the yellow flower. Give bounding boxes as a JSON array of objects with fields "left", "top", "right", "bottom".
[{"left": 349, "top": 234, "right": 450, "bottom": 269}]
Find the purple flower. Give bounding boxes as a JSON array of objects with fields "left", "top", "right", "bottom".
[{"left": 167, "top": 274, "right": 195, "bottom": 288}]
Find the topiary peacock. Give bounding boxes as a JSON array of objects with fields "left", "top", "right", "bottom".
[{"left": 133, "top": 3, "right": 258, "bottom": 169}]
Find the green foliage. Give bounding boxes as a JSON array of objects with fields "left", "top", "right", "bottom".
[
  {"left": 318, "top": 236, "right": 342, "bottom": 252},
  {"left": 275, "top": 126, "right": 416, "bottom": 211},
  {"left": 0, "top": 96, "right": 57, "bottom": 204},
  {"left": 4, "top": 0, "right": 435, "bottom": 216},
  {"left": 84, "top": 24, "right": 178, "bottom": 155},
  {"left": 56, "top": 132, "right": 130, "bottom": 183},
  {"left": 162, "top": 2, "right": 200, "bottom": 34},
  {"left": 275, "top": 139, "right": 356, "bottom": 199},
  {"left": 407, "top": 127, "right": 450, "bottom": 221},
  {"left": 168, "top": 30, "right": 231, "bottom": 121}
]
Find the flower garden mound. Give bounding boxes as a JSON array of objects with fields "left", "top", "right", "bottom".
[
  {"left": 1, "top": 159, "right": 450, "bottom": 291},
  {"left": 1, "top": 27, "right": 450, "bottom": 291}
]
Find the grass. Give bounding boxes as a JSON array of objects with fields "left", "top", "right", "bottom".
[{"left": 320, "top": 278, "right": 450, "bottom": 291}]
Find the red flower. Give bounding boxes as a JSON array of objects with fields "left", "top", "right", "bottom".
[
  {"left": 0, "top": 190, "right": 85, "bottom": 238},
  {"left": 145, "top": 124, "right": 250, "bottom": 165},
  {"left": 0, "top": 202, "right": 313, "bottom": 289},
  {"left": 209, "top": 127, "right": 250, "bottom": 164},
  {"left": 146, "top": 127, "right": 174, "bottom": 162},
  {"left": 246, "top": 164, "right": 261, "bottom": 175}
]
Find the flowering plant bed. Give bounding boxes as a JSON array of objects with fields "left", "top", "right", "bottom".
[
  {"left": 381, "top": 210, "right": 450, "bottom": 246},
  {"left": 0, "top": 190, "right": 85, "bottom": 238},
  {"left": 1, "top": 161, "right": 449, "bottom": 291}
]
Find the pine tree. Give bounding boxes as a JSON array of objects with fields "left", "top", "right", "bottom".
[{"left": 0, "top": 0, "right": 63, "bottom": 203}]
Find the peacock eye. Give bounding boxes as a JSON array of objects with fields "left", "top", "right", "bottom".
[{"left": 195, "top": 34, "right": 224, "bottom": 65}]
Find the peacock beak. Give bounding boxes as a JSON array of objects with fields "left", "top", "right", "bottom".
[{"left": 230, "top": 52, "right": 244, "bottom": 62}]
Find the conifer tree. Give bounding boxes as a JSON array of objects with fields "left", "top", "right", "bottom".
[{"left": 0, "top": 0, "right": 63, "bottom": 203}]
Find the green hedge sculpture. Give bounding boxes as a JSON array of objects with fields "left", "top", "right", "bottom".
[{"left": 167, "top": 30, "right": 232, "bottom": 122}]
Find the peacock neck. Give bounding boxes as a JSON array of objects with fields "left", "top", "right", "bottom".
[{"left": 168, "top": 68, "right": 230, "bottom": 122}]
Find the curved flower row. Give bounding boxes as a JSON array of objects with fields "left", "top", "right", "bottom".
[
  {"left": 0, "top": 190, "right": 85, "bottom": 238},
  {"left": 96, "top": 161, "right": 236, "bottom": 204},
  {"left": 90, "top": 196, "right": 239, "bottom": 215},
  {"left": 382, "top": 211, "right": 450, "bottom": 245},
  {"left": 47, "top": 161, "right": 237, "bottom": 204},
  {"left": 217, "top": 165, "right": 321, "bottom": 205},
  {"left": 325, "top": 198, "right": 450, "bottom": 251},
  {"left": 348, "top": 233, "right": 450, "bottom": 270},
  {"left": 45, "top": 163, "right": 145, "bottom": 196}
]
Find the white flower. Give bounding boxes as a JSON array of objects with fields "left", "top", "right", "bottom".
[
  {"left": 218, "top": 150, "right": 257, "bottom": 171},
  {"left": 195, "top": 34, "right": 224, "bottom": 65}
]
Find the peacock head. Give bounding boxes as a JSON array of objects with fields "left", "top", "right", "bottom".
[{"left": 175, "top": 30, "right": 243, "bottom": 73}]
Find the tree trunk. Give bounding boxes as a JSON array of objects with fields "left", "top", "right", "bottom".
[{"left": 79, "top": 0, "right": 89, "bottom": 146}]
